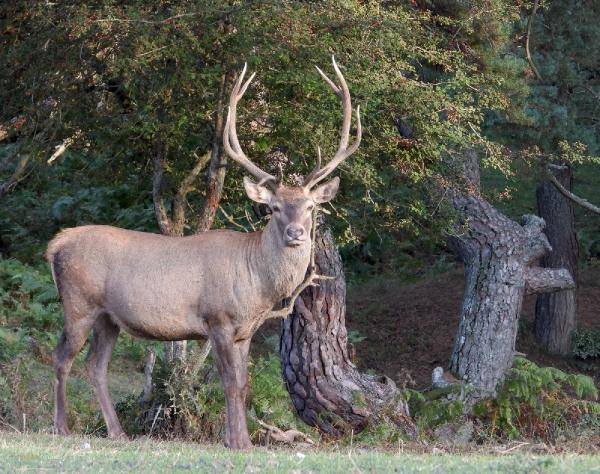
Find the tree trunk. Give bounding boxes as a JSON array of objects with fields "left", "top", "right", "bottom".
[
  {"left": 446, "top": 152, "right": 575, "bottom": 398},
  {"left": 535, "top": 165, "right": 578, "bottom": 355},
  {"left": 150, "top": 73, "right": 228, "bottom": 363},
  {"left": 196, "top": 73, "right": 229, "bottom": 233},
  {"left": 280, "top": 223, "right": 413, "bottom": 436}
]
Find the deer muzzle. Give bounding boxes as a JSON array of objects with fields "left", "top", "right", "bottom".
[{"left": 284, "top": 225, "right": 307, "bottom": 246}]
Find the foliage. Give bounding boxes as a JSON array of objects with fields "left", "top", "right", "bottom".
[
  {"left": 403, "top": 387, "right": 465, "bottom": 432},
  {"left": 0, "top": 0, "right": 530, "bottom": 267},
  {"left": 518, "top": 0, "right": 600, "bottom": 159},
  {"left": 474, "top": 358, "right": 599, "bottom": 441},
  {"left": 118, "top": 347, "right": 316, "bottom": 443},
  {"left": 572, "top": 328, "right": 600, "bottom": 360},
  {"left": 0, "top": 258, "right": 61, "bottom": 357}
]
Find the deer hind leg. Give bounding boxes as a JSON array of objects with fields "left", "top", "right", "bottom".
[
  {"left": 85, "top": 314, "right": 126, "bottom": 439},
  {"left": 211, "top": 328, "right": 252, "bottom": 450},
  {"left": 53, "top": 310, "right": 96, "bottom": 436}
]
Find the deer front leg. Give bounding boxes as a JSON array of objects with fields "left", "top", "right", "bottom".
[{"left": 210, "top": 329, "right": 252, "bottom": 449}]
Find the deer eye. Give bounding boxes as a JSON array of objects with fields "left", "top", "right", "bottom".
[
  {"left": 272, "top": 205, "right": 280, "bottom": 213},
  {"left": 307, "top": 204, "right": 314, "bottom": 212}
]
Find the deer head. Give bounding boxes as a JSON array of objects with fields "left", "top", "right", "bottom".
[{"left": 223, "top": 57, "right": 362, "bottom": 247}]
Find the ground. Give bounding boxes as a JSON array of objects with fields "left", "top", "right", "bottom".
[
  {"left": 1, "top": 432, "right": 599, "bottom": 473},
  {"left": 346, "top": 265, "right": 600, "bottom": 390}
]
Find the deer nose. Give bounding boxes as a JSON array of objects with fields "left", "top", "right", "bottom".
[{"left": 285, "top": 226, "right": 305, "bottom": 240}]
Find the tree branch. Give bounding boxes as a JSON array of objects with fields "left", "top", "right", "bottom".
[
  {"left": 172, "top": 150, "right": 211, "bottom": 232},
  {"left": 0, "top": 154, "right": 30, "bottom": 199},
  {"left": 152, "top": 137, "right": 173, "bottom": 235},
  {"left": 547, "top": 167, "right": 600, "bottom": 215},
  {"left": 525, "top": 0, "right": 542, "bottom": 81},
  {"left": 47, "top": 131, "right": 82, "bottom": 165},
  {"left": 196, "top": 72, "right": 229, "bottom": 233},
  {"left": 525, "top": 267, "right": 575, "bottom": 294},
  {"left": 141, "top": 349, "right": 156, "bottom": 404}
]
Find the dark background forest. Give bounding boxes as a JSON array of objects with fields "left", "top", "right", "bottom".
[{"left": 1, "top": 0, "right": 599, "bottom": 451}]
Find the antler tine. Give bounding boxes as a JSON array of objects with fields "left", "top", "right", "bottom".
[
  {"left": 304, "top": 56, "right": 362, "bottom": 188},
  {"left": 316, "top": 146, "right": 322, "bottom": 170},
  {"left": 223, "top": 64, "right": 277, "bottom": 186}
]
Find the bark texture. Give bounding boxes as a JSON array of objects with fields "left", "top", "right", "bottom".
[
  {"left": 280, "top": 224, "right": 413, "bottom": 436},
  {"left": 535, "top": 165, "right": 578, "bottom": 355},
  {"left": 446, "top": 153, "right": 575, "bottom": 398}
]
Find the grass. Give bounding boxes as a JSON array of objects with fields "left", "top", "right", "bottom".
[{"left": 1, "top": 432, "right": 599, "bottom": 473}]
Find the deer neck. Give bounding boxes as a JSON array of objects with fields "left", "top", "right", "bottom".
[{"left": 254, "top": 219, "right": 311, "bottom": 302}]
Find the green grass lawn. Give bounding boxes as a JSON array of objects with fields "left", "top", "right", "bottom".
[{"left": 0, "top": 433, "right": 599, "bottom": 473}]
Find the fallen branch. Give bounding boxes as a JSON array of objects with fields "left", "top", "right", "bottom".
[
  {"left": 496, "top": 441, "right": 530, "bottom": 455},
  {"left": 254, "top": 418, "right": 315, "bottom": 445}
]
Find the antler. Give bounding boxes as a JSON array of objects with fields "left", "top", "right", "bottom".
[
  {"left": 223, "top": 64, "right": 277, "bottom": 186},
  {"left": 303, "top": 56, "right": 362, "bottom": 189}
]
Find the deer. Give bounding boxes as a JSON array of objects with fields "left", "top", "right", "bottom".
[{"left": 46, "top": 57, "right": 361, "bottom": 449}]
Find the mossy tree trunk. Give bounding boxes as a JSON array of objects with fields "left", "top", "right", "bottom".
[
  {"left": 280, "top": 223, "right": 413, "bottom": 436},
  {"left": 535, "top": 164, "right": 579, "bottom": 355}
]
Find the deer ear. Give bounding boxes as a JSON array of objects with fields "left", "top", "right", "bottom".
[
  {"left": 243, "top": 176, "right": 273, "bottom": 204},
  {"left": 311, "top": 176, "right": 340, "bottom": 203}
]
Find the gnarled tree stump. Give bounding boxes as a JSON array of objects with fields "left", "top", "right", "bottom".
[
  {"left": 280, "top": 224, "right": 413, "bottom": 436},
  {"left": 446, "top": 153, "right": 575, "bottom": 398}
]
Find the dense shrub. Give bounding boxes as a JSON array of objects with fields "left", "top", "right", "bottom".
[
  {"left": 116, "top": 348, "right": 316, "bottom": 444},
  {"left": 573, "top": 328, "right": 600, "bottom": 360}
]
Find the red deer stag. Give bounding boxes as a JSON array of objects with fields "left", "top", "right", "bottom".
[{"left": 47, "top": 57, "right": 361, "bottom": 449}]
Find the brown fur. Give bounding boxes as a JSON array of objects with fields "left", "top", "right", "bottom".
[{"left": 48, "top": 182, "right": 337, "bottom": 449}]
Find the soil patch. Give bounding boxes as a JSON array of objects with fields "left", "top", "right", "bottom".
[{"left": 346, "top": 265, "right": 600, "bottom": 390}]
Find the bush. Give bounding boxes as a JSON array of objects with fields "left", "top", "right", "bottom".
[
  {"left": 573, "top": 328, "right": 600, "bottom": 360},
  {"left": 117, "top": 347, "right": 315, "bottom": 444},
  {"left": 0, "top": 258, "right": 61, "bottom": 360},
  {"left": 474, "top": 358, "right": 599, "bottom": 441}
]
